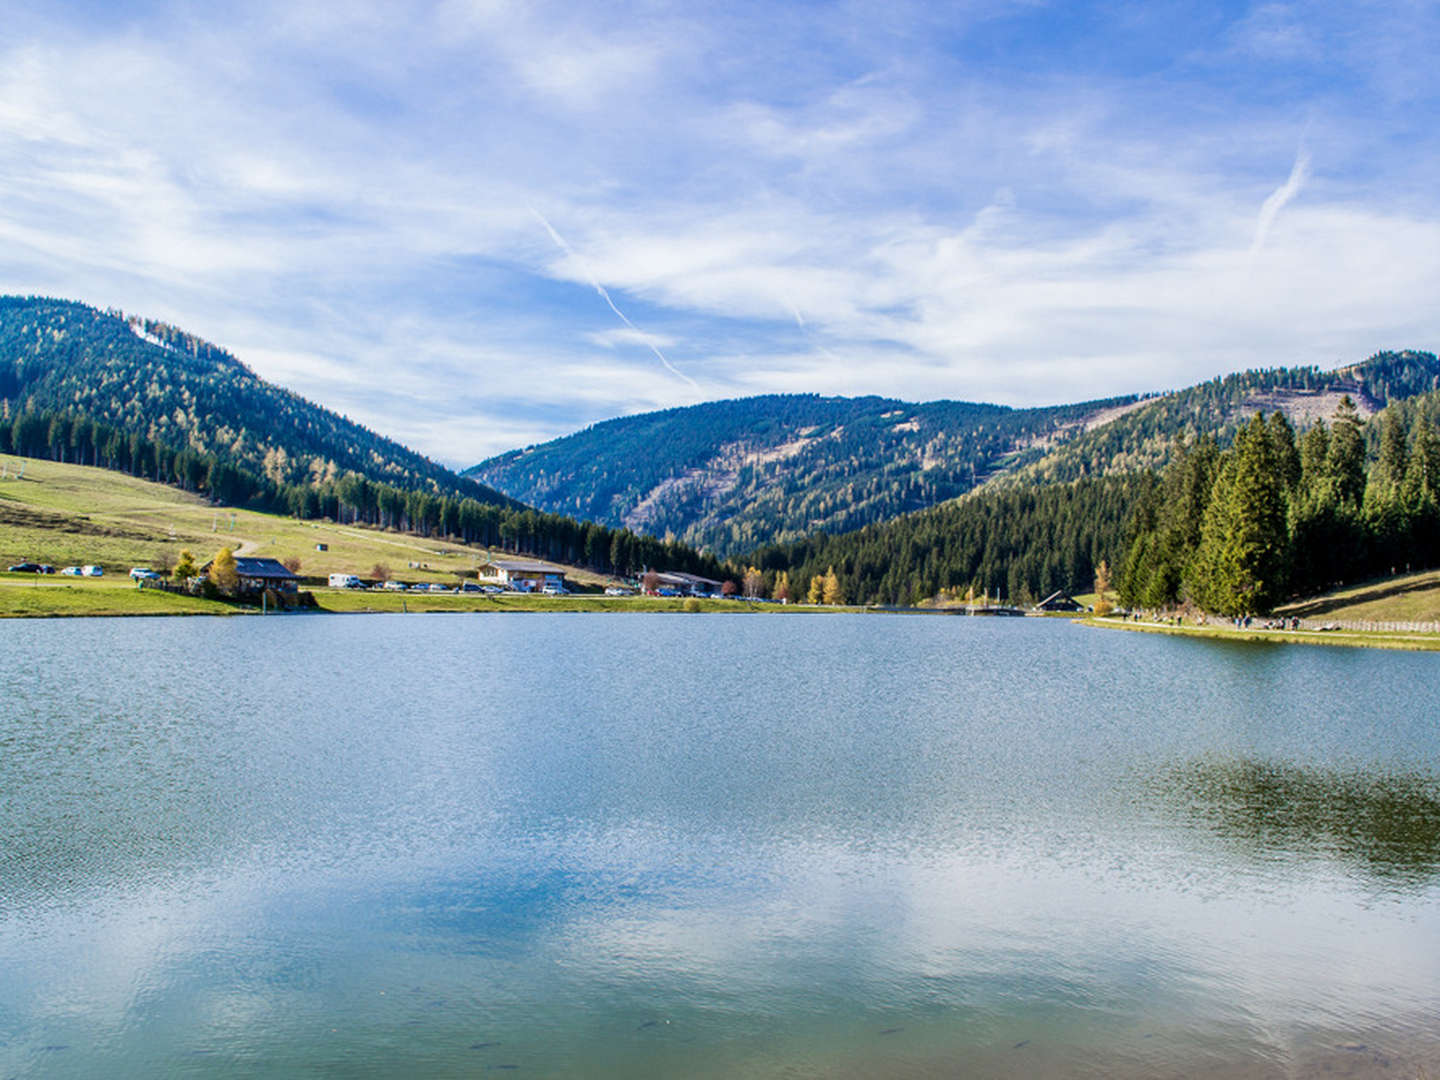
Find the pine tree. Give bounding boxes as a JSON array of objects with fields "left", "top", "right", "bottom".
[{"left": 173, "top": 548, "right": 198, "bottom": 582}]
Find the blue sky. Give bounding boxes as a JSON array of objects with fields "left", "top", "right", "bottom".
[{"left": 2, "top": 1, "right": 1437, "bottom": 465}]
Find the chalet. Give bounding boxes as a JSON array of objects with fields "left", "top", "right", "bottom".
[
  {"left": 478, "top": 559, "right": 567, "bottom": 592},
  {"left": 199, "top": 557, "right": 300, "bottom": 594},
  {"left": 1034, "top": 590, "right": 1083, "bottom": 612},
  {"left": 647, "top": 571, "right": 725, "bottom": 597}
]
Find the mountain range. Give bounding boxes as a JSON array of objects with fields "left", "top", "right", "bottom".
[
  {"left": 468, "top": 350, "right": 1440, "bottom": 556},
  {"left": 5, "top": 294, "right": 1438, "bottom": 592}
]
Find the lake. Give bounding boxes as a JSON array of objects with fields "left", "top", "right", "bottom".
[{"left": 2, "top": 613, "right": 1438, "bottom": 1078}]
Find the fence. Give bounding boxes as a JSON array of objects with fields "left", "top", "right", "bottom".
[{"left": 1294, "top": 618, "right": 1440, "bottom": 635}]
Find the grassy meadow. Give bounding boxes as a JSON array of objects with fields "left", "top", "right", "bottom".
[{"left": 0, "top": 455, "right": 603, "bottom": 587}]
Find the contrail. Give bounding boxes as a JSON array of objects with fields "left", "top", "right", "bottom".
[
  {"left": 782, "top": 297, "right": 843, "bottom": 366},
  {"left": 528, "top": 205, "right": 698, "bottom": 390},
  {"left": 1249, "top": 150, "right": 1310, "bottom": 257}
]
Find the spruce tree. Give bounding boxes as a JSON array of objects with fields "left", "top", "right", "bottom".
[
  {"left": 1327, "top": 395, "right": 1367, "bottom": 507},
  {"left": 1188, "top": 414, "right": 1290, "bottom": 615}
]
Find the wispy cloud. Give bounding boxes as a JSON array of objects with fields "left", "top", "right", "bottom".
[{"left": 0, "top": 1, "right": 1437, "bottom": 463}]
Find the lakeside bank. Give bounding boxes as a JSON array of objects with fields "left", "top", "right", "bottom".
[{"left": 0, "top": 576, "right": 854, "bottom": 618}]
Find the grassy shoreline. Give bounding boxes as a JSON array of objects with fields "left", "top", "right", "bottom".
[{"left": 1079, "top": 615, "right": 1440, "bottom": 653}]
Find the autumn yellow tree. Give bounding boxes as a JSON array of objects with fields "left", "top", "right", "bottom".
[
  {"left": 807, "top": 575, "right": 825, "bottom": 604},
  {"left": 822, "top": 566, "right": 844, "bottom": 606},
  {"left": 774, "top": 570, "right": 791, "bottom": 603},
  {"left": 209, "top": 546, "right": 239, "bottom": 594},
  {"left": 1093, "top": 559, "right": 1114, "bottom": 617}
]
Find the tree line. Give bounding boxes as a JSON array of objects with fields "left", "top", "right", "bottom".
[
  {"left": 1, "top": 406, "right": 726, "bottom": 581},
  {"left": 739, "top": 473, "right": 1156, "bottom": 606}
]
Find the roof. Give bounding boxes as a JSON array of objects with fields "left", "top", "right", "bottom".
[
  {"left": 653, "top": 571, "right": 724, "bottom": 588},
  {"left": 1035, "top": 590, "right": 1081, "bottom": 609},
  {"left": 201, "top": 556, "right": 297, "bottom": 580},
  {"left": 234, "top": 557, "right": 298, "bottom": 579},
  {"left": 483, "top": 559, "right": 565, "bottom": 574}
]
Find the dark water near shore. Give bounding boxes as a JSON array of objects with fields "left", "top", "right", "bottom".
[{"left": 2, "top": 613, "right": 1438, "bottom": 1078}]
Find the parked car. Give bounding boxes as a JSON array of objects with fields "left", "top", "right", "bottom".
[
  {"left": 604, "top": 586, "right": 634, "bottom": 596},
  {"left": 7, "top": 562, "right": 43, "bottom": 573},
  {"left": 129, "top": 567, "right": 161, "bottom": 581},
  {"left": 460, "top": 582, "right": 482, "bottom": 593},
  {"left": 424, "top": 583, "right": 450, "bottom": 593},
  {"left": 381, "top": 580, "right": 408, "bottom": 591},
  {"left": 541, "top": 583, "right": 567, "bottom": 595},
  {"left": 482, "top": 584, "right": 504, "bottom": 594},
  {"left": 59, "top": 566, "right": 83, "bottom": 576},
  {"left": 81, "top": 565, "right": 104, "bottom": 577}
]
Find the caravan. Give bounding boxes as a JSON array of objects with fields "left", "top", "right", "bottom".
[{"left": 328, "top": 573, "right": 363, "bottom": 589}]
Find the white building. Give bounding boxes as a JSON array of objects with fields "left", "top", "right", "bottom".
[{"left": 478, "top": 559, "right": 568, "bottom": 592}]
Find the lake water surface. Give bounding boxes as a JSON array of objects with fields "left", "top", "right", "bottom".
[{"left": 2, "top": 613, "right": 1438, "bottom": 1078}]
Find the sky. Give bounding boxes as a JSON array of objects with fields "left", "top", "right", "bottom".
[{"left": 2, "top": 0, "right": 1438, "bottom": 466}]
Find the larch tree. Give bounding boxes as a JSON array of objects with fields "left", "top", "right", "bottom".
[{"left": 209, "top": 546, "right": 240, "bottom": 594}]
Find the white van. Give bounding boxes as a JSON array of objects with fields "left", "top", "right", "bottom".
[{"left": 328, "top": 573, "right": 363, "bottom": 588}]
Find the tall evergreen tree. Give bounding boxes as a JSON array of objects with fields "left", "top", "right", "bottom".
[
  {"left": 1327, "top": 395, "right": 1367, "bottom": 507},
  {"left": 1188, "top": 414, "right": 1290, "bottom": 615},
  {"left": 1267, "top": 411, "right": 1301, "bottom": 494}
]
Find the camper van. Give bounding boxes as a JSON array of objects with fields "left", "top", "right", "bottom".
[{"left": 328, "top": 573, "right": 363, "bottom": 589}]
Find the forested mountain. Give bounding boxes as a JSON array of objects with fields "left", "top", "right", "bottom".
[
  {"left": 0, "top": 296, "right": 513, "bottom": 504},
  {"left": 470, "top": 351, "right": 1440, "bottom": 558},
  {"left": 739, "top": 387, "right": 1440, "bottom": 613},
  {"left": 467, "top": 392, "right": 1142, "bottom": 555},
  {"left": 0, "top": 296, "right": 725, "bottom": 581}
]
